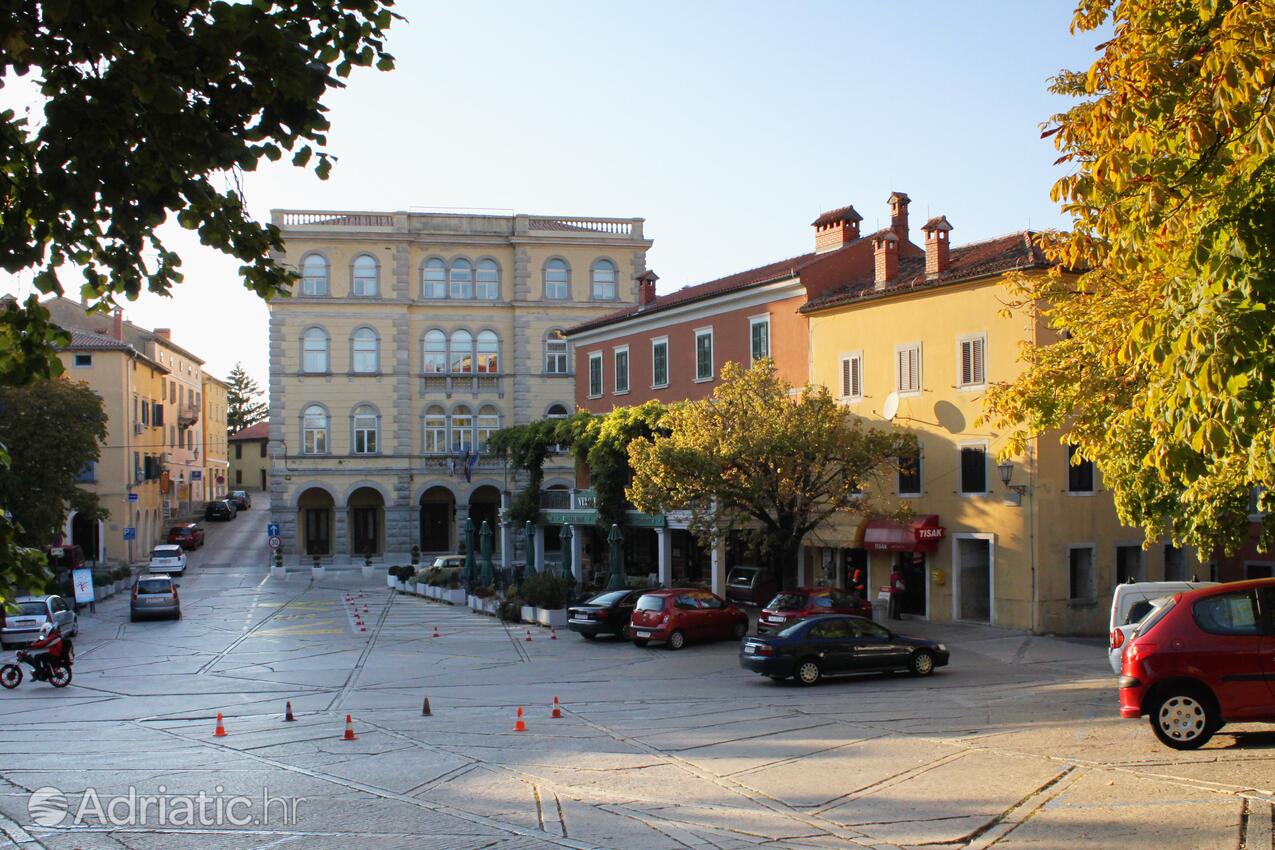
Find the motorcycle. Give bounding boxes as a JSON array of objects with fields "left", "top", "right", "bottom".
[{"left": 1, "top": 627, "right": 74, "bottom": 689}]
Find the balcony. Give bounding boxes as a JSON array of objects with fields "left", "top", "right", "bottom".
[
  {"left": 178, "top": 402, "right": 200, "bottom": 427},
  {"left": 421, "top": 373, "right": 504, "bottom": 399},
  {"left": 272, "top": 209, "right": 648, "bottom": 243},
  {"left": 538, "top": 490, "right": 572, "bottom": 510}
]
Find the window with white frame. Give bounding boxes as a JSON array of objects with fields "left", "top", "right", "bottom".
[
  {"left": 546, "top": 403, "right": 569, "bottom": 419},
  {"left": 1069, "top": 546, "right": 1096, "bottom": 601},
  {"left": 960, "top": 443, "right": 988, "bottom": 494},
  {"left": 614, "top": 346, "right": 629, "bottom": 394},
  {"left": 588, "top": 352, "right": 603, "bottom": 397},
  {"left": 475, "top": 259, "right": 500, "bottom": 300},
  {"left": 544, "top": 259, "right": 570, "bottom": 300},
  {"left": 301, "top": 254, "right": 329, "bottom": 296},
  {"left": 958, "top": 333, "right": 986, "bottom": 388},
  {"left": 545, "top": 330, "right": 569, "bottom": 374},
  {"left": 302, "top": 405, "right": 328, "bottom": 454},
  {"left": 423, "top": 330, "right": 447, "bottom": 373},
  {"left": 590, "top": 259, "right": 618, "bottom": 300},
  {"left": 651, "top": 337, "right": 669, "bottom": 388},
  {"left": 423, "top": 405, "right": 446, "bottom": 453},
  {"left": 694, "top": 328, "right": 713, "bottom": 381},
  {"left": 351, "top": 254, "right": 379, "bottom": 297},
  {"left": 422, "top": 258, "right": 447, "bottom": 298},
  {"left": 352, "top": 405, "right": 378, "bottom": 454},
  {"left": 302, "top": 327, "right": 329, "bottom": 373},
  {"left": 352, "top": 327, "right": 378, "bottom": 373},
  {"left": 895, "top": 343, "right": 921, "bottom": 394},
  {"left": 476, "top": 405, "right": 500, "bottom": 449},
  {"left": 749, "top": 316, "right": 770, "bottom": 361},
  {"left": 840, "top": 352, "right": 863, "bottom": 400},
  {"left": 450, "top": 405, "right": 473, "bottom": 452},
  {"left": 449, "top": 259, "right": 473, "bottom": 300},
  {"left": 475, "top": 330, "right": 499, "bottom": 373},
  {"left": 449, "top": 330, "right": 473, "bottom": 373}
]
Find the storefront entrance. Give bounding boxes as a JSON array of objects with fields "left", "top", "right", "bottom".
[
  {"left": 896, "top": 553, "right": 927, "bottom": 616},
  {"left": 956, "top": 537, "right": 992, "bottom": 623}
]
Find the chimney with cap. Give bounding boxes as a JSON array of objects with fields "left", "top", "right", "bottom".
[
  {"left": 113, "top": 309, "right": 124, "bottom": 341},
  {"left": 922, "top": 216, "right": 953, "bottom": 279},
  {"left": 153, "top": 328, "right": 172, "bottom": 340},
  {"left": 811, "top": 205, "right": 862, "bottom": 254},
  {"left": 873, "top": 231, "right": 899, "bottom": 289},
  {"left": 635, "top": 269, "right": 659, "bottom": 308},
  {"left": 888, "top": 192, "right": 911, "bottom": 244}
]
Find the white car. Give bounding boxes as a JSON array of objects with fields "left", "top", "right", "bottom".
[
  {"left": 1, "top": 595, "right": 78, "bottom": 649},
  {"left": 1107, "top": 580, "right": 1214, "bottom": 674},
  {"left": 148, "top": 544, "right": 188, "bottom": 576}
]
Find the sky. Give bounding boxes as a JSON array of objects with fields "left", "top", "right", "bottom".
[{"left": 0, "top": 1, "right": 1103, "bottom": 393}]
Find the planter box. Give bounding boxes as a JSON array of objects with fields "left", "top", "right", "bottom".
[
  {"left": 468, "top": 595, "right": 480, "bottom": 610},
  {"left": 536, "top": 608, "right": 568, "bottom": 629},
  {"left": 361, "top": 565, "right": 374, "bottom": 579},
  {"left": 520, "top": 605, "right": 536, "bottom": 624},
  {"left": 444, "top": 588, "right": 465, "bottom": 605},
  {"left": 481, "top": 598, "right": 500, "bottom": 616},
  {"left": 270, "top": 565, "right": 286, "bottom": 580},
  {"left": 386, "top": 574, "right": 397, "bottom": 588},
  {"left": 312, "top": 566, "right": 325, "bottom": 579}
]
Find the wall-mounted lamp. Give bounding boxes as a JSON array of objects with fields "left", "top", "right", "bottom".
[{"left": 998, "top": 459, "right": 1027, "bottom": 506}]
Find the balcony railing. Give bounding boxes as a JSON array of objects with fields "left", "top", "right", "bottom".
[
  {"left": 271, "top": 209, "right": 648, "bottom": 242},
  {"left": 275, "top": 210, "right": 396, "bottom": 228},
  {"left": 421, "top": 374, "right": 504, "bottom": 399},
  {"left": 538, "top": 490, "right": 571, "bottom": 510},
  {"left": 525, "top": 217, "right": 643, "bottom": 238},
  {"left": 177, "top": 402, "right": 200, "bottom": 427}
]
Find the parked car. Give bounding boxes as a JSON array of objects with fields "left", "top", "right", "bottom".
[
  {"left": 740, "top": 614, "right": 949, "bottom": 685},
  {"left": 1108, "top": 580, "right": 1215, "bottom": 674},
  {"left": 1119, "top": 578, "right": 1275, "bottom": 749},
  {"left": 147, "top": 544, "right": 188, "bottom": 576},
  {"left": 628, "top": 588, "right": 749, "bottom": 650},
  {"left": 1, "top": 595, "right": 78, "bottom": 649},
  {"left": 204, "top": 499, "right": 236, "bottom": 521},
  {"left": 228, "top": 490, "right": 252, "bottom": 510},
  {"left": 758, "top": 588, "right": 872, "bottom": 634},
  {"left": 130, "top": 574, "right": 181, "bottom": 621},
  {"left": 429, "top": 555, "right": 466, "bottom": 582},
  {"left": 167, "top": 523, "right": 205, "bottom": 549},
  {"left": 725, "top": 566, "right": 779, "bottom": 607},
  {"left": 568, "top": 588, "right": 644, "bottom": 639}
]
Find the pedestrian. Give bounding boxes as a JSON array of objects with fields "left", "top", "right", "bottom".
[
  {"left": 850, "top": 566, "right": 866, "bottom": 601},
  {"left": 888, "top": 564, "right": 905, "bottom": 620}
]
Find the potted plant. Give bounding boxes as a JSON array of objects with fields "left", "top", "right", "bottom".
[
  {"left": 388, "top": 565, "right": 413, "bottom": 591},
  {"left": 443, "top": 578, "right": 465, "bottom": 605},
  {"left": 524, "top": 571, "right": 570, "bottom": 629},
  {"left": 311, "top": 554, "right": 324, "bottom": 578},
  {"left": 93, "top": 572, "right": 113, "bottom": 599},
  {"left": 113, "top": 566, "right": 131, "bottom": 595},
  {"left": 499, "top": 595, "right": 525, "bottom": 623},
  {"left": 410, "top": 544, "right": 421, "bottom": 568},
  {"left": 271, "top": 549, "right": 285, "bottom": 579}
]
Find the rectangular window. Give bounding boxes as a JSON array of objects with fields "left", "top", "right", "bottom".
[
  {"left": 260, "top": 441, "right": 267, "bottom": 458},
  {"left": 545, "top": 336, "right": 569, "bottom": 375},
  {"left": 133, "top": 451, "right": 141, "bottom": 482},
  {"left": 898, "top": 452, "right": 921, "bottom": 497},
  {"left": 651, "top": 338, "right": 669, "bottom": 388},
  {"left": 235, "top": 444, "right": 243, "bottom": 460},
  {"left": 1069, "top": 547, "right": 1096, "bottom": 601},
  {"left": 141, "top": 399, "right": 149, "bottom": 426},
  {"left": 749, "top": 316, "right": 770, "bottom": 361},
  {"left": 960, "top": 445, "right": 987, "bottom": 494},
  {"left": 1116, "top": 545, "right": 1144, "bottom": 584},
  {"left": 353, "top": 423, "right": 377, "bottom": 454},
  {"left": 588, "top": 352, "right": 603, "bottom": 398},
  {"left": 1164, "top": 545, "right": 1188, "bottom": 581},
  {"left": 72, "top": 353, "right": 92, "bottom": 367},
  {"left": 840, "top": 352, "right": 862, "bottom": 401},
  {"left": 694, "top": 328, "right": 713, "bottom": 382},
  {"left": 613, "top": 347, "right": 629, "bottom": 394},
  {"left": 1067, "top": 444, "right": 1094, "bottom": 493},
  {"left": 896, "top": 343, "right": 921, "bottom": 394},
  {"left": 170, "top": 383, "right": 176, "bottom": 404},
  {"left": 450, "top": 412, "right": 473, "bottom": 452},
  {"left": 423, "top": 412, "right": 446, "bottom": 454},
  {"left": 153, "top": 402, "right": 164, "bottom": 427},
  {"left": 958, "top": 334, "right": 986, "bottom": 388},
  {"left": 235, "top": 469, "right": 242, "bottom": 485},
  {"left": 74, "top": 461, "right": 96, "bottom": 483}
]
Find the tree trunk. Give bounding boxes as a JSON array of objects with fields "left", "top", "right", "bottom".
[{"left": 767, "top": 538, "right": 801, "bottom": 590}]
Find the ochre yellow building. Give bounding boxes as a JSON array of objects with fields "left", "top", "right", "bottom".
[
  {"left": 803, "top": 221, "right": 1196, "bottom": 634},
  {"left": 201, "top": 373, "right": 229, "bottom": 501},
  {"left": 229, "top": 421, "right": 270, "bottom": 492}
]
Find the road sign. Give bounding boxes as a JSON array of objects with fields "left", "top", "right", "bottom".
[
  {"left": 123, "top": 527, "right": 136, "bottom": 541},
  {"left": 267, "top": 522, "right": 280, "bottom": 537},
  {"left": 191, "top": 470, "right": 202, "bottom": 480},
  {"left": 127, "top": 492, "right": 139, "bottom": 503},
  {"left": 268, "top": 536, "right": 282, "bottom": 550}
]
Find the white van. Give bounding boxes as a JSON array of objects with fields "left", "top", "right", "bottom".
[{"left": 1107, "top": 580, "right": 1215, "bottom": 674}]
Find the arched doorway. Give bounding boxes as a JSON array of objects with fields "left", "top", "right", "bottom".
[
  {"left": 468, "top": 485, "right": 501, "bottom": 550},
  {"left": 347, "top": 487, "right": 385, "bottom": 556},
  {"left": 70, "top": 512, "right": 101, "bottom": 564},
  {"left": 419, "top": 486, "right": 454, "bottom": 554},
  {"left": 297, "top": 487, "right": 334, "bottom": 556}
]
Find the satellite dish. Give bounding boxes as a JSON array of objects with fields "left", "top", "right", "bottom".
[{"left": 882, "top": 392, "right": 900, "bottom": 421}]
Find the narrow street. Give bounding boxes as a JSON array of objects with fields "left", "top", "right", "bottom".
[{"left": 1, "top": 498, "right": 1272, "bottom": 849}]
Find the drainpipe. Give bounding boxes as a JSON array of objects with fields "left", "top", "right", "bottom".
[{"left": 1028, "top": 439, "right": 1038, "bottom": 634}]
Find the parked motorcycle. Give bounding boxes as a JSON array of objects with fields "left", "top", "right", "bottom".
[{"left": 1, "top": 625, "right": 74, "bottom": 689}]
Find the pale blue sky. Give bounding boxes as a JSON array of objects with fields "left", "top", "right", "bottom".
[{"left": 1, "top": 1, "right": 1102, "bottom": 389}]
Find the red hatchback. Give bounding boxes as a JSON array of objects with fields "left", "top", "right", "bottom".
[
  {"left": 166, "top": 523, "right": 205, "bottom": 550},
  {"left": 1119, "top": 578, "right": 1275, "bottom": 749},
  {"left": 628, "top": 589, "right": 750, "bottom": 650},
  {"left": 757, "top": 588, "right": 872, "bottom": 634}
]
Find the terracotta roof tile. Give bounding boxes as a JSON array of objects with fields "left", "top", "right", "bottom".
[
  {"left": 230, "top": 422, "right": 269, "bottom": 441},
  {"left": 811, "top": 205, "right": 863, "bottom": 227},
  {"left": 64, "top": 330, "right": 134, "bottom": 351}
]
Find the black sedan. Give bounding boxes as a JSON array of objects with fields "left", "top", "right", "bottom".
[
  {"left": 567, "top": 589, "right": 644, "bottom": 639},
  {"left": 739, "top": 614, "right": 949, "bottom": 685},
  {"left": 204, "top": 499, "right": 236, "bottom": 521}
]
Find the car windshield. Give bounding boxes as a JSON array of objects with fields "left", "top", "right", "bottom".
[
  {"left": 233, "top": 491, "right": 246, "bottom": 497},
  {"left": 635, "top": 596, "right": 665, "bottom": 612},
  {"left": 170, "top": 527, "right": 191, "bottom": 536},
  {"left": 15, "top": 601, "right": 46, "bottom": 616},
  {"left": 728, "top": 569, "right": 756, "bottom": 586},
  {"left": 136, "top": 579, "right": 171, "bottom": 594},
  {"left": 767, "top": 593, "right": 806, "bottom": 611},
  {"left": 586, "top": 590, "right": 630, "bottom": 606},
  {"left": 151, "top": 547, "right": 180, "bottom": 559},
  {"left": 205, "top": 502, "right": 222, "bottom": 509}
]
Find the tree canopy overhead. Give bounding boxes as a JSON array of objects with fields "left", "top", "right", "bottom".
[{"left": 983, "top": 0, "right": 1275, "bottom": 555}]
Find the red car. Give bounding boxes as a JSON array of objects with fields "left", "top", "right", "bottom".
[
  {"left": 757, "top": 588, "right": 872, "bottom": 634},
  {"left": 628, "top": 588, "right": 749, "bottom": 650},
  {"left": 166, "top": 523, "right": 205, "bottom": 550},
  {"left": 1119, "top": 578, "right": 1275, "bottom": 749}
]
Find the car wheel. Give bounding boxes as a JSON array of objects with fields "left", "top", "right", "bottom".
[
  {"left": 1151, "top": 688, "right": 1217, "bottom": 750},
  {"left": 632, "top": 638, "right": 650, "bottom": 647},
  {"left": 908, "top": 650, "right": 936, "bottom": 677},
  {"left": 732, "top": 621, "right": 747, "bottom": 640},
  {"left": 795, "top": 658, "right": 822, "bottom": 686},
  {"left": 667, "top": 629, "right": 686, "bottom": 651}
]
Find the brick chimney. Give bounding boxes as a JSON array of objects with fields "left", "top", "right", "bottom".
[
  {"left": 888, "top": 191, "right": 911, "bottom": 243},
  {"left": 636, "top": 270, "right": 659, "bottom": 308},
  {"left": 922, "top": 216, "right": 953, "bottom": 279},
  {"left": 113, "top": 309, "right": 124, "bottom": 341},
  {"left": 153, "top": 328, "right": 172, "bottom": 340},
  {"left": 811, "top": 205, "right": 863, "bottom": 254},
  {"left": 873, "top": 231, "right": 898, "bottom": 289}
]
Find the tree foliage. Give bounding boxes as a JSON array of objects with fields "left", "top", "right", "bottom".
[
  {"left": 486, "top": 418, "right": 562, "bottom": 525},
  {"left": 628, "top": 361, "right": 913, "bottom": 579},
  {"left": 226, "top": 362, "right": 267, "bottom": 435},
  {"left": 982, "top": 0, "right": 1275, "bottom": 555},
  {"left": 562, "top": 402, "right": 668, "bottom": 530}
]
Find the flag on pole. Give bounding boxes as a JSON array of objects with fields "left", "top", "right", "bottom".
[{"left": 464, "top": 450, "right": 480, "bottom": 483}]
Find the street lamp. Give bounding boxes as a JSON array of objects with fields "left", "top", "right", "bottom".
[{"left": 998, "top": 459, "right": 1027, "bottom": 506}]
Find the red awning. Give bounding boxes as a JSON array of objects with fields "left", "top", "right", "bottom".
[{"left": 861, "top": 515, "right": 946, "bottom": 553}]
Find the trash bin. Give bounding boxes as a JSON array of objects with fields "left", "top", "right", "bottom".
[{"left": 872, "top": 600, "right": 888, "bottom": 623}]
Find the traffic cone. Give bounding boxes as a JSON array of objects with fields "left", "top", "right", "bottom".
[
  {"left": 214, "top": 712, "right": 227, "bottom": 737},
  {"left": 514, "top": 706, "right": 526, "bottom": 732},
  {"left": 550, "top": 628, "right": 558, "bottom": 640},
  {"left": 551, "top": 696, "right": 562, "bottom": 719},
  {"left": 432, "top": 625, "right": 440, "bottom": 638},
  {"left": 284, "top": 701, "right": 295, "bottom": 722},
  {"left": 422, "top": 694, "right": 432, "bottom": 716},
  {"left": 524, "top": 629, "right": 533, "bottom": 642},
  {"left": 359, "top": 624, "right": 367, "bottom": 632},
  {"left": 343, "top": 714, "right": 357, "bottom": 740}
]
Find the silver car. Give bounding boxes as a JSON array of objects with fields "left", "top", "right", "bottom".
[
  {"left": 148, "top": 544, "right": 188, "bottom": 575},
  {"left": 129, "top": 575, "right": 181, "bottom": 621},
  {"left": 1, "top": 595, "right": 78, "bottom": 649}
]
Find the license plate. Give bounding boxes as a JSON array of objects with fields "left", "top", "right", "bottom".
[
  {"left": 10, "top": 619, "right": 36, "bottom": 627},
  {"left": 636, "top": 630, "right": 651, "bottom": 638},
  {"left": 744, "top": 644, "right": 757, "bottom": 655},
  {"left": 767, "top": 616, "right": 785, "bottom": 623}
]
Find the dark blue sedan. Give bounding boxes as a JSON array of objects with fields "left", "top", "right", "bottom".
[{"left": 739, "top": 614, "right": 949, "bottom": 685}]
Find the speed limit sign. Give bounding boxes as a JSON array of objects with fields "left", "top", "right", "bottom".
[{"left": 268, "top": 535, "right": 282, "bottom": 550}]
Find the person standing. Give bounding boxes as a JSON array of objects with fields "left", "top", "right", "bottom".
[
  {"left": 850, "top": 565, "right": 867, "bottom": 601},
  {"left": 888, "top": 563, "right": 905, "bottom": 620}
]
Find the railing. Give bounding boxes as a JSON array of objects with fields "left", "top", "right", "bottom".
[
  {"left": 275, "top": 210, "right": 396, "bottom": 228},
  {"left": 539, "top": 490, "right": 571, "bottom": 510},
  {"left": 526, "top": 217, "right": 642, "bottom": 238},
  {"left": 177, "top": 402, "right": 200, "bottom": 427},
  {"left": 421, "top": 374, "right": 505, "bottom": 399}
]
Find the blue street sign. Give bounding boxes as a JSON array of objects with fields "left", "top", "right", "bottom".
[
  {"left": 267, "top": 522, "right": 280, "bottom": 537},
  {"left": 123, "top": 527, "right": 136, "bottom": 541},
  {"left": 127, "top": 492, "right": 139, "bottom": 503},
  {"left": 191, "top": 470, "right": 202, "bottom": 480}
]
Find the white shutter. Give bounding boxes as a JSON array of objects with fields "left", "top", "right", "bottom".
[
  {"left": 841, "top": 357, "right": 852, "bottom": 397},
  {"left": 973, "top": 337, "right": 985, "bottom": 384},
  {"left": 961, "top": 340, "right": 973, "bottom": 386},
  {"left": 896, "top": 349, "right": 907, "bottom": 392},
  {"left": 909, "top": 347, "right": 920, "bottom": 392},
  {"left": 959, "top": 336, "right": 986, "bottom": 386},
  {"left": 851, "top": 356, "right": 862, "bottom": 398}
]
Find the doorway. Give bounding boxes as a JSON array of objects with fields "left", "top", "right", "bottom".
[
  {"left": 298, "top": 487, "right": 334, "bottom": 556},
  {"left": 897, "top": 553, "right": 927, "bottom": 616},
  {"left": 955, "top": 537, "right": 992, "bottom": 623},
  {"left": 419, "top": 486, "right": 454, "bottom": 553},
  {"left": 346, "top": 487, "right": 384, "bottom": 556}
]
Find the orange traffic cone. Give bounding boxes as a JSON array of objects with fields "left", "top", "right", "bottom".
[
  {"left": 514, "top": 706, "right": 526, "bottom": 732},
  {"left": 432, "top": 625, "right": 440, "bottom": 638},
  {"left": 524, "top": 629, "right": 533, "bottom": 642},
  {"left": 359, "top": 625, "right": 367, "bottom": 632},
  {"left": 214, "top": 712, "right": 227, "bottom": 737},
  {"left": 284, "top": 701, "right": 295, "bottom": 722},
  {"left": 343, "top": 714, "right": 357, "bottom": 740},
  {"left": 551, "top": 696, "right": 562, "bottom": 719},
  {"left": 550, "top": 628, "right": 558, "bottom": 640},
  {"left": 422, "top": 694, "right": 432, "bottom": 716}
]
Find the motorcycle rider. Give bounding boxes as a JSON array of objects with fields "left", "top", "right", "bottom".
[{"left": 25, "top": 622, "right": 66, "bottom": 679}]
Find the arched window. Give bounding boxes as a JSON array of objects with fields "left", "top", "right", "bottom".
[
  {"left": 301, "top": 254, "right": 329, "bottom": 296},
  {"left": 449, "top": 330, "right": 473, "bottom": 373},
  {"left": 475, "top": 259, "right": 500, "bottom": 300},
  {"left": 302, "top": 327, "right": 329, "bottom": 373},
  {"left": 352, "top": 327, "right": 378, "bottom": 373},
  {"left": 449, "top": 259, "right": 473, "bottom": 300},
  {"left": 351, "top": 254, "right": 379, "bottom": 297},
  {"left": 352, "top": 405, "right": 379, "bottom": 454},
  {"left": 450, "top": 405, "right": 473, "bottom": 452},
  {"left": 546, "top": 403, "right": 569, "bottom": 419},
  {"left": 476, "top": 330, "right": 499, "bottom": 373},
  {"left": 591, "top": 259, "right": 618, "bottom": 300},
  {"left": 422, "top": 258, "right": 446, "bottom": 299},
  {"left": 544, "top": 259, "right": 570, "bottom": 300},
  {"left": 477, "top": 405, "right": 500, "bottom": 449},
  {"left": 302, "top": 405, "right": 328, "bottom": 454},
  {"left": 423, "top": 405, "right": 446, "bottom": 454},
  {"left": 423, "top": 329, "right": 447, "bottom": 373},
  {"left": 545, "top": 329, "right": 569, "bottom": 374}
]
